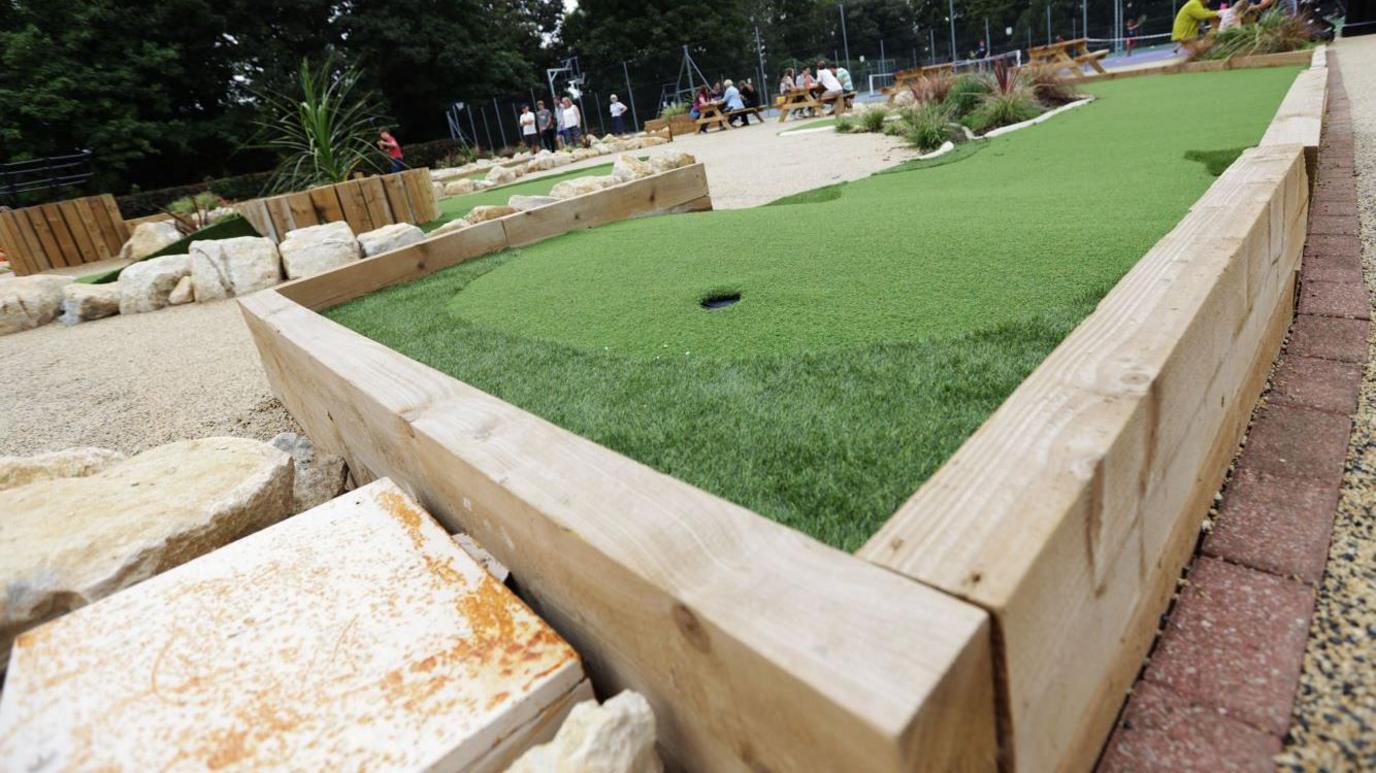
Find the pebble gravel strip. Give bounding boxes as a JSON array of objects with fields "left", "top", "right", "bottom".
[{"left": 1278, "top": 36, "right": 1376, "bottom": 771}]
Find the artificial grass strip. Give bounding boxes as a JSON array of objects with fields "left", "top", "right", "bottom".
[
  {"left": 330, "top": 67, "right": 1300, "bottom": 551},
  {"left": 779, "top": 117, "right": 838, "bottom": 133},
  {"left": 1184, "top": 146, "right": 1251, "bottom": 176},
  {"left": 426, "top": 163, "right": 613, "bottom": 230}
]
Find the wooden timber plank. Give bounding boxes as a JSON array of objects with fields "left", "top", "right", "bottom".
[
  {"left": 380, "top": 173, "right": 415, "bottom": 223},
  {"left": 265, "top": 195, "right": 296, "bottom": 240},
  {"left": 93, "top": 195, "right": 130, "bottom": 251},
  {"left": 308, "top": 185, "right": 347, "bottom": 225},
  {"left": 336, "top": 179, "right": 374, "bottom": 234},
  {"left": 859, "top": 145, "right": 1309, "bottom": 772},
  {"left": 1261, "top": 66, "right": 1327, "bottom": 179},
  {"left": 502, "top": 163, "right": 710, "bottom": 248},
  {"left": 12, "top": 209, "right": 50, "bottom": 273},
  {"left": 239, "top": 287, "right": 996, "bottom": 772},
  {"left": 286, "top": 192, "right": 319, "bottom": 228},
  {"left": 23, "top": 207, "right": 64, "bottom": 270},
  {"left": 359, "top": 177, "right": 393, "bottom": 228},
  {"left": 39, "top": 204, "right": 80, "bottom": 267},
  {"left": 56, "top": 199, "right": 98, "bottom": 264},
  {"left": 401, "top": 169, "right": 439, "bottom": 223},
  {"left": 234, "top": 200, "right": 277, "bottom": 243},
  {"left": 0, "top": 211, "right": 38, "bottom": 275},
  {"left": 71, "top": 197, "right": 112, "bottom": 260}
]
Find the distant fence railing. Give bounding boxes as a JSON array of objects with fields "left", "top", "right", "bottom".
[
  {"left": 0, "top": 194, "right": 129, "bottom": 276},
  {"left": 0, "top": 151, "right": 95, "bottom": 207},
  {"left": 233, "top": 169, "right": 440, "bottom": 243}
]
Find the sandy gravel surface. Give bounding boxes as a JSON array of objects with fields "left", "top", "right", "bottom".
[
  {"left": 1, "top": 125, "right": 911, "bottom": 457},
  {"left": 1279, "top": 36, "right": 1376, "bottom": 770}
]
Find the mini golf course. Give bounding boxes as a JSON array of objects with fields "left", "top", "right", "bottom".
[{"left": 330, "top": 67, "right": 1300, "bottom": 551}]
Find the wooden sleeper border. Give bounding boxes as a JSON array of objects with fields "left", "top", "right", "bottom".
[{"left": 240, "top": 55, "right": 1326, "bottom": 770}]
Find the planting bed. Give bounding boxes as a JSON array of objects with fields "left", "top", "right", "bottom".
[
  {"left": 333, "top": 67, "right": 1300, "bottom": 551},
  {"left": 242, "top": 53, "right": 1323, "bottom": 772}
]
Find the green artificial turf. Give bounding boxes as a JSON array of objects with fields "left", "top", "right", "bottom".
[
  {"left": 779, "top": 117, "right": 838, "bottom": 133},
  {"left": 427, "top": 163, "right": 612, "bottom": 230},
  {"left": 330, "top": 67, "right": 1299, "bottom": 551}
]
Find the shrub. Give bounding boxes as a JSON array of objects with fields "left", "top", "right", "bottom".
[
  {"left": 403, "top": 138, "right": 470, "bottom": 169},
  {"left": 1021, "top": 65, "right": 1082, "bottom": 107},
  {"left": 115, "top": 171, "right": 275, "bottom": 218},
  {"left": 166, "top": 191, "right": 221, "bottom": 216},
  {"left": 1199, "top": 9, "right": 1316, "bottom": 59},
  {"left": 834, "top": 114, "right": 857, "bottom": 133},
  {"left": 911, "top": 72, "right": 955, "bottom": 105},
  {"left": 964, "top": 89, "right": 1043, "bottom": 133},
  {"left": 859, "top": 107, "right": 889, "bottom": 133},
  {"left": 945, "top": 75, "right": 992, "bottom": 116},
  {"left": 660, "top": 102, "right": 688, "bottom": 118},
  {"left": 902, "top": 102, "right": 956, "bottom": 152}
]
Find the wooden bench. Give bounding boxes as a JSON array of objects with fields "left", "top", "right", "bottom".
[
  {"left": 694, "top": 101, "right": 731, "bottom": 132},
  {"left": 776, "top": 89, "right": 856, "bottom": 123},
  {"left": 726, "top": 105, "right": 766, "bottom": 125},
  {"left": 1028, "top": 38, "right": 1109, "bottom": 77}
]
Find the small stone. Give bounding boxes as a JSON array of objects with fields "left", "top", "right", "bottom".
[
  {"left": 549, "top": 175, "right": 616, "bottom": 200},
  {"left": 443, "top": 178, "right": 476, "bottom": 196},
  {"left": 277, "top": 222, "right": 360, "bottom": 280},
  {"left": 485, "top": 165, "right": 517, "bottom": 185},
  {"left": 0, "top": 275, "right": 73, "bottom": 335},
  {"left": 357, "top": 223, "right": 425, "bottom": 257},
  {"left": 167, "top": 275, "right": 194, "bottom": 305},
  {"left": 506, "top": 691, "right": 661, "bottom": 773},
  {"left": 0, "top": 447, "right": 125, "bottom": 491},
  {"left": 508, "top": 195, "right": 559, "bottom": 212},
  {"left": 432, "top": 218, "right": 472, "bottom": 236},
  {"left": 466, "top": 205, "right": 517, "bottom": 224},
  {"left": 611, "top": 154, "right": 654, "bottom": 183},
  {"left": 649, "top": 152, "right": 696, "bottom": 174},
  {"left": 451, "top": 533, "right": 509, "bottom": 582},
  {"left": 117, "top": 221, "right": 181, "bottom": 261},
  {"left": 188, "top": 236, "right": 281, "bottom": 300},
  {"left": 269, "top": 432, "right": 347, "bottom": 513},
  {"left": 59, "top": 283, "right": 121, "bottom": 325},
  {"left": 118, "top": 254, "right": 189, "bottom": 314},
  {"left": 473, "top": 179, "right": 496, "bottom": 191}
]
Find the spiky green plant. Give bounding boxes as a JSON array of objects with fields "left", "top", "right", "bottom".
[
  {"left": 660, "top": 102, "right": 689, "bottom": 118},
  {"left": 964, "top": 89, "right": 1042, "bottom": 133},
  {"left": 834, "top": 114, "right": 858, "bottom": 133},
  {"left": 945, "top": 74, "right": 992, "bottom": 117},
  {"left": 902, "top": 102, "right": 955, "bottom": 152},
  {"left": 859, "top": 107, "right": 889, "bottom": 133},
  {"left": 253, "top": 57, "right": 388, "bottom": 193},
  {"left": 1199, "top": 9, "right": 1316, "bottom": 60}
]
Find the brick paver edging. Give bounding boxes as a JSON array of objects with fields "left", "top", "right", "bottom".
[{"left": 1097, "top": 59, "right": 1366, "bottom": 770}]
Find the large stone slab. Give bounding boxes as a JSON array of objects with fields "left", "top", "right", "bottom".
[
  {"left": 0, "top": 478, "right": 590, "bottom": 773},
  {"left": 0, "top": 447, "right": 125, "bottom": 491},
  {"left": 117, "top": 220, "right": 180, "bottom": 261},
  {"left": 118, "top": 254, "right": 189, "bottom": 314},
  {"left": 0, "top": 437, "right": 293, "bottom": 664},
  {"left": 0, "top": 275, "right": 71, "bottom": 335},
  {"left": 189, "top": 236, "right": 282, "bottom": 300},
  {"left": 279, "top": 221, "right": 362, "bottom": 279},
  {"left": 59, "top": 283, "right": 121, "bottom": 325},
  {"left": 357, "top": 223, "right": 425, "bottom": 257}
]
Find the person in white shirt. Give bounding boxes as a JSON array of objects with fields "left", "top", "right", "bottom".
[
  {"left": 815, "top": 60, "right": 845, "bottom": 104},
  {"left": 834, "top": 64, "right": 853, "bottom": 92},
  {"left": 518, "top": 104, "right": 538, "bottom": 151},
  {"left": 609, "top": 94, "right": 629, "bottom": 135},
  {"left": 560, "top": 97, "right": 583, "bottom": 147}
]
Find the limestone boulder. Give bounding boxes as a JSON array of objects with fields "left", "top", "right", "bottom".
[
  {"left": 549, "top": 175, "right": 616, "bottom": 200},
  {"left": 486, "top": 164, "right": 518, "bottom": 185},
  {"left": 638, "top": 135, "right": 670, "bottom": 147},
  {"left": 188, "top": 236, "right": 281, "bottom": 301},
  {"left": 572, "top": 148, "right": 601, "bottom": 161},
  {"left": 473, "top": 180, "right": 496, "bottom": 191},
  {"left": 58, "top": 283, "right": 121, "bottom": 325},
  {"left": 508, "top": 194, "right": 559, "bottom": 212},
  {"left": 118, "top": 254, "right": 189, "bottom": 315},
  {"left": 649, "top": 151, "right": 697, "bottom": 174},
  {"left": 591, "top": 143, "right": 614, "bottom": 155},
  {"left": 444, "top": 178, "right": 476, "bottom": 196},
  {"left": 612, "top": 155, "right": 654, "bottom": 184},
  {"left": 0, "top": 447, "right": 125, "bottom": 491},
  {"left": 117, "top": 221, "right": 181, "bottom": 261},
  {"left": 432, "top": 218, "right": 471, "bottom": 236},
  {"left": 269, "top": 432, "right": 347, "bottom": 513},
  {"left": 167, "top": 275, "right": 194, "bottom": 305},
  {"left": 277, "top": 222, "right": 359, "bottom": 281},
  {"left": 466, "top": 205, "right": 517, "bottom": 224},
  {"left": 0, "top": 275, "right": 71, "bottom": 335},
  {"left": 0, "top": 437, "right": 294, "bottom": 664},
  {"left": 507, "top": 692, "right": 661, "bottom": 773},
  {"left": 358, "top": 223, "right": 425, "bottom": 257}
]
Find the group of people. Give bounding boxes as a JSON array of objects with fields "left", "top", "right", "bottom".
[
  {"left": 517, "top": 96, "right": 598, "bottom": 152},
  {"left": 779, "top": 60, "right": 852, "bottom": 116},
  {"left": 690, "top": 78, "right": 763, "bottom": 129},
  {"left": 1171, "top": 0, "right": 1277, "bottom": 56}
]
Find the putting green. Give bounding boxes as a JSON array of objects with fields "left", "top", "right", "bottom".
[{"left": 330, "top": 67, "right": 1299, "bottom": 550}]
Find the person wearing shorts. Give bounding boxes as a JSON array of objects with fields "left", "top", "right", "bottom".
[
  {"left": 559, "top": 97, "right": 583, "bottom": 147},
  {"left": 519, "top": 105, "right": 539, "bottom": 151},
  {"left": 1172, "top": 0, "right": 1221, "bottom": 58}
]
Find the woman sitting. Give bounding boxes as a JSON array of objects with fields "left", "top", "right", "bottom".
[{"left": 691, "top": 86, "right": 711, "bottom": 133}]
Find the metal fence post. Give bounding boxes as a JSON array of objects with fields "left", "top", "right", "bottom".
[
  {"left": 622, "top": 61, "right": 640, "bottom": 132},
  {"left": 492, "top": 97, "right": 508, "bottom": 149}
]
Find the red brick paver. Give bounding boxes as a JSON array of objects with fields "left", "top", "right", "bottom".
[
  {"left": 1099, "top": 681, "right": 1280, "bottom": 772},
  {"left": 1204, "top": 466, "right": 1340, "bottom": 583},
  {"left": 1287, "top": 315, "right": 1368, "bottom": 363}
]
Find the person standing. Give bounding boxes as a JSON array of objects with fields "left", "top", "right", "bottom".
[
  {"left": 1172, "top": 0, "right": 1221, "bottom": 58},
  {"left": 535, "top": 100, "right": 555, "bottom": 151},
  {"left": 609, "top": 94, "right": 629, "bottom": 135},
  {"left": 560, "top": 97, "right": 583, "bottom": 147},
  {"left": 1125, "top": 17, "right": 1142, "bottom": 55},
  {"left": 377, "top": 128, "right": 404, "bottom": 173},
  {"left": 519, "top": 104, "right": 539, "bottom": 151}
]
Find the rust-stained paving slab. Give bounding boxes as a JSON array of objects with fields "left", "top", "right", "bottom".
[{"left": 0, "top": 478, "right": 590, "bottom": 772}]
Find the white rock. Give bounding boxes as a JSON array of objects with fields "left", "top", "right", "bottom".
[
  {"left": 649, "top": 151, "right": 697, "bottom": 173},
  {"left": 59, "top": 283, "right": 121, "bottom": 325},
  {"left": 269, "top": 432, "right": 346, "bottom": 513},
  {"left": 473, "top": 180, "right": 496, "bottom": 191},
  {"left": 508, "top": 195, "right": 559, "bottom": 212},
  {"left": 466, "top": 205, "right": 517, "bottom": 224},
  {"left": 118, "top": 254, "right": 189, "bottom": 315},
  {"left": 486, "top": 165, "right": 518, "bottom": 185},
  {"left": 358, "top": 223, "right": 425, "bottom": 257},
  {"left": 507, "top": 692, "right": 661, "bottom": 773},
  {"left": 612, "top": 155, "right": 654, "bottom": 183},
  {"left": 117, "top": 221, "right": 181, "bottom": 261},
  {"left": 0, "top": 447, "right": 125, "bottom": 491},
  {"left": 549, "top": 175, "right": 616, "bottom": 200},
  {"left": 189, "top": 236, "right": 282, "bottom": 300},
  {"left": 433, "top": 182, "right": 446, "bottom": 200},
  {"left": 432, "top": 218, "right": 472, "bottom": 236},
  {"left": 536, "top": 149, "right": 553, "bottom": 158},
  {"left": 277, "top": 223, "right": 358, "bottom": 281},
  {"left": 167, "top": 275, "right": 194, "bottom": 305},
  {"left": 572, "top": 148, "right": 600, "bottom": 161},
  {"left": 444, "top": 178, "right": 476, "bottom": 196},
  {"left": 592, "top": 143, "right": 614, "bottom": 155},
  {"left": 0, "top": 275, "right": 72, "bottom": 335},
  {"left": 0, "top": 437, "right": 294, "bottom": 664},
  {"left": 637, "top": 135, "right": 670, "bottom": 147}
]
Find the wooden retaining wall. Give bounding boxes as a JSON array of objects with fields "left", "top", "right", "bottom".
[
  {"left": 234, "top": 169, "right": 440, "bottom": 243},
  {"left": 0, "top": 194, "right": 128, "bottom": 276},
  {"left": 240, "top": 164, "right": 998, "bottom": 772},
  {"left": 1077, "top": 47, "right": 1313, "bottom": 84}
]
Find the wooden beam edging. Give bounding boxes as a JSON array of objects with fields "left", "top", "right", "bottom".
[
  {"left": 1075, "top": 47, "right": 1313, "bottom": 85},
  {"left": 860, "top": 141, "right": 1312, "bottom": 771},
  {"left": 240, "top": 162, "right": 999, "bottom": 771},
  {"left": 1260, "top": 47, "right": 1328, "bottom": 181}
]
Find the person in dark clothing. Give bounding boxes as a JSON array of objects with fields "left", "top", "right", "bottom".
[
  {"left": 535, "top": 100, "right": 556, "bottom": 151},
  {"left": 739, "top": 79, "right": 761, "bottom": 124}
]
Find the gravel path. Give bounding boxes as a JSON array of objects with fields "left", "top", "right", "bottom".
[
  {"left": 1278, "top": 35, "right": 1376, "bottom": 770},
  {"left": 1, "top": 127, "right": 914, "bottom": 457}
]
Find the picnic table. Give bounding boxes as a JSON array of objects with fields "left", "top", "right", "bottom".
[
  {"left": 884, "top": 63, "right": 957, "bottom": 104},
  {"left": 1027, "top": 38, "right": 1109, "bottom": 77},
  {"left": 775, "top": 88, "right": 854, "bottom": 123},
  {"left": 694, "top": 101, "right": 731, "bottom": 132}
]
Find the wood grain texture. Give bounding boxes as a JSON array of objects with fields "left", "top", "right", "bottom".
[
  {"left": 56, "top": 200, "right": 98, "bottom": 261},
  {"left": 859, "top": 144, "right": 1311, "bottom": 772},
  {"left": 359, "top": 177, "right": 393, "bottom": 228},
  {"left": 308, "top": 186, "right": 347, "bottom": 226},
  {"left": 1260, "top": 56, "right": 1327, "bottom": 179},
  {"left": 336, "top": 179, "right": 375, "bottom": 234},
  {"left": 23, "top": 207, "right": 63, "bottom": 270},
  {"left": 94, "top": 195, "right": 130, "bottom": 249},
  {"left": 381, "top": 174, "right": 415, "bottom": 223},
  {"left": 39, "top": 204, "right": 78, "bottom": 267}
]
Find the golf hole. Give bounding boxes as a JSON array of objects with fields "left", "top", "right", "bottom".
[{"left": 700, "top": 292, "right": 742, "bottom": 310}]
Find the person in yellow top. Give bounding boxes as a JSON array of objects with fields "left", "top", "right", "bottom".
[{"left": 1173, "top": 0, "right": 1222, "bottom": 58}]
